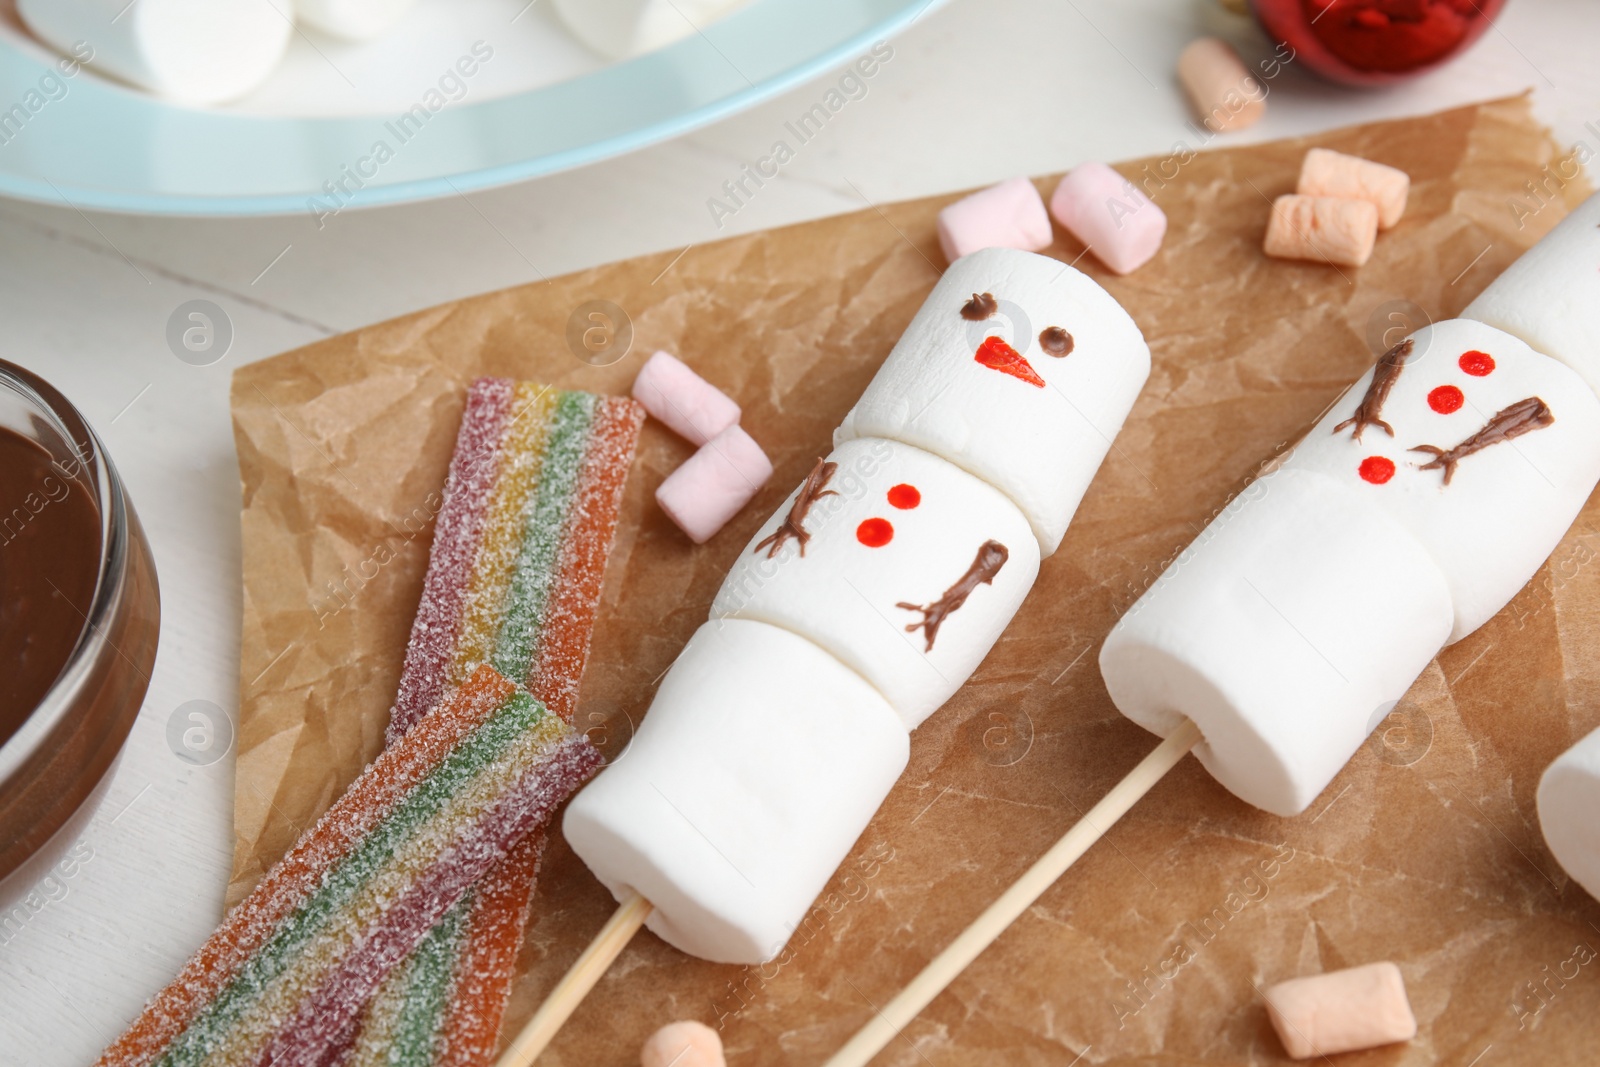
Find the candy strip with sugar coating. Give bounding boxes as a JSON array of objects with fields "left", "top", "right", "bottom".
[
  {"left": 94, "top": 666, "right": 600, "bottom": 1067},
  {"left": 391, "top": 380, "right": 643, "bottom": 739},
  {"left": 371, "top": 379, "right": 641, "bottom": 1066}
]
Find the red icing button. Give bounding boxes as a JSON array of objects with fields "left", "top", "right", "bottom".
[
  {"left": 1428, "top": 384, "right": 1464, "bottom": 414},
  {"left": 974, "top": 336, "right": 1046, "bottom": 388},
  {"left": 856, "top": 517, "right": 894, "bottom": 547},
  {"left": 1459, "top": 350, "right": 1495, "bottom": 376},
  {"left": 1359, "top": 456, "right": 1396, "bottom": 484},
  {"left": 887, "top": 483, "right": 921, "bottom": 509}
]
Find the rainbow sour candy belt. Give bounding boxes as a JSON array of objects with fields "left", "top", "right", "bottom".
[
  {"left": 95, "top": 666, "right": 601, "bottom": 1067},
  {"left": 391, "top": 378, "right": 645, "bottom": 740},
  {"left": 368, "top": 378, "right": 644, "bottom": 1066}
]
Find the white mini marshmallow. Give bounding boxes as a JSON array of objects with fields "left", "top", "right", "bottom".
[
  {"left": 936, "top": 178, "right": 1054, "bottom": 264},
  {"left": 19, "top": 0, "right": 292, "bottom": 104},
  {"left": 1100, "top": 468, "right": 1453, "bottom": 816},
  {"left": 296, "top": 0, "right": 419, "bottom": 42},
  {"left": 712, "top": 437, "right": 1040, "bottom": 730},
  {"left": 632, "top": 350, "right": 741, "bottom": 447},
  {"left": 836, "top": 247, "right": 1151, "bottom": 556},
  {"left": 1281, "top": 319, "right": 1600, "bottom": 641},
  {"left": 563, "top": 619, "right": 907, "bottom": 963},
  {"left": 1538, "top": 726, "right": 1600, "bottom": 903},
  {"left": 1464, "top": 190, "right": 1600, "bottom": 398},
  {"left": 655, "top": 424, "right": 772, "bottom": 544},
  {"left": 553, "top": 0, "right": 750, "bottom": 60}
]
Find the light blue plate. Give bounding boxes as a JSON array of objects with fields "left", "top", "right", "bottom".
[{"left": 0, "top": 0, "right": 933, "bottom": 216}]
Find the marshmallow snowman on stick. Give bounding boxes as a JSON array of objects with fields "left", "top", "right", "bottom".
[
  {"left": 492, "top": 247, "right": 1154, "bottom": 1064},
  {"left": 826, "top": 190, "right": 1600, "bottom": 1067}
]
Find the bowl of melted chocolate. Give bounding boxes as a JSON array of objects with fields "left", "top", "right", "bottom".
[{"left": 0, "top": 361, "right": 159, "bottom": 881}]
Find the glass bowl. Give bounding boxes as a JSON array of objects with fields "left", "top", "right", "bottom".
[{"left": 0, "top": 360, "right": 159, "bottom": 881}]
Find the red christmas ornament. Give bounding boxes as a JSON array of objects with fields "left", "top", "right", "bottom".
[
  {"left": 1249, "top": 0, "right": 1505, "bottom": 87},
  {"left": 856, "top": 517, "right": 894, "bottom": 547}
]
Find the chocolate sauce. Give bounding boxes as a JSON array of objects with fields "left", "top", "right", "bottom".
[
  {"left": 754, "top": 458, "right": 838, "bottom": 558},
  {"left": 1334, "top": 338, "right": 1411, "bottom": 441},
  {"left": 0, "top": 428, "right": 100, "bottom": 743},
  {"left": 960, "top": 293, "right": 998, "bottom": 321},
  {"left": 1039, "top": 327, "right": 1074, "bottom": 357},
  {"left": 1412, "top": 396, "right": 1554, "bottom": 485},
  {"left": 898, "top": 539, "right": 1009, "bottom": 652}
]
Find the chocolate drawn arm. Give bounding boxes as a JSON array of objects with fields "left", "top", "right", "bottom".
[
  {"left": 897, "top": 540, "right": 1009, "bottom": 652},
  {"left": 1333, "top": 338, "right": 1412, "bottom": 441},
  {"left": 1410, "top": 396, "right": 1554, "bottom": 485},
  {"left": 753, "top": 458, "right": 838, "bottom": 558}
]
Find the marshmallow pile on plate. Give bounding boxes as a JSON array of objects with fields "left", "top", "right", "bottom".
[
  {"left": 565, "top": 247, "right": 1152, "bottom": 962},
  {"left": 16, "top": 0, "right": 422, "bottom": 103},
  {"left": 1101, "top": 190, "right": 1600, "bottom": 817}
]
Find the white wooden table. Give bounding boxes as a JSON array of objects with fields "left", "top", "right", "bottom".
[{"left": 1, "top": 1, "right": 1595, "bottom": 1062}]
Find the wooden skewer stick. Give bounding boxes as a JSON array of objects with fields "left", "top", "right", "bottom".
[
  {"left": 825, "top": 718, "right": 1204, "bottom": 1067},
  {"left": 494, "top": 890, "right": 654, "bottom": 1067}
]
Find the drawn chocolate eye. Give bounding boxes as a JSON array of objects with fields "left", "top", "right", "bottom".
[
  {"left": 960, "top": 292, "right": 998, "bottom": 321},
  {"left": 1039, "top": 327, "right": 1074, "bottom": 357}
]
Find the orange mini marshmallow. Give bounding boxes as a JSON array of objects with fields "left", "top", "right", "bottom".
[
  {"left": 1264, "top": 194, "right": 1378, "bottom": 267},
  {"left": 1176, "top": 37, "right": 1266, "bottom": 133},
  {"left": 1264, "top": 962, "right": 1417, "bottom": 1059},
  {"left": 1298, "top": 147, "right": 1410, "bottom": 229},
  {"left": 641, "top": 1020, "right": 725, "bottom": 1067}
]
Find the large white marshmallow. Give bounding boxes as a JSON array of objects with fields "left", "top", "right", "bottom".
[
  {"left": 1281, "top": 319, "right": 1600, "bottom": 642},
  {"left": 552, "top": 0, "right": 750, "bottom": 60},
  {"left": 19, "top": 0, "right": 292, "bottom": 104},
  {"left": 835, "top": 247, "right": 1151, "bottom": 557},
  {"left": 1100, "top": 468, "right": 1454, "bottom": 816},
  {"left": 296, "top": 0, "right": 419, "bottom": 42},
  {"left": 1538, "top": 726, "right": 1600, "bottom": 903},
  {"left": 563, "top": 620, "right": 907, "bottom": 964},
  {"left": 711, "top": 437, "right": 1040, "bottom": 730},
  {"left": 1464, "top": 191, "right": 1600, "bottom": 398}
]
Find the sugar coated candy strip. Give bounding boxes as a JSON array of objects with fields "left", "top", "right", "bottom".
[
  {"left": 94, "top": 666, "right": 601, "bottom": 1067},
  {"left": 370, "top": 378, "right": 642, "bottom": 1066}
]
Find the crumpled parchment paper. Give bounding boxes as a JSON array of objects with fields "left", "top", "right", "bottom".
[{"left": 229, "top": 95, "right": 1600, "bottom": 1065}]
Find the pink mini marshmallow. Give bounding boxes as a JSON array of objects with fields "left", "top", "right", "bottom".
[
  {"left": 1264, "top": 962, "right": 1417, "bottom": 1059},
  {"left": 631, "top": 350, "right": 741, "bottom": 447},
  {"left": 655, "top": 424, "right": 773, "bottom": 544},
  {"left": 936, "top": 177, "right": 1053, "bottom": 263},
  {"left": 1049, "top": 163, "right": 1167, "bottom": 275}
]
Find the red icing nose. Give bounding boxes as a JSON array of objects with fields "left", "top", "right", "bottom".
[{"left": 974, "top": 336, "right": 1045, "bottom": 388}]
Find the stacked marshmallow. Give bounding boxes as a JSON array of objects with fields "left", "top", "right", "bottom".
[
  {"left": 1496, "top": 193, "right": 1600, "bottom": 903},
  {"left": 1102, "top": 190, "right": 1600, "bottom": 817},
  {"left": 632, "top": 350, "right": 773, "bottom": 544},
  {"left": 566, "top": 247, "right": 1151, "bottom": 962}
]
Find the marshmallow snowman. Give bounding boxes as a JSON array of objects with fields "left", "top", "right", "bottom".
[
  {"left": 836, "top": 247, "right": 1152, "bottom": 556},
  {"left": 1281, "top": 318, "right": 1600, "bottom": 641},
  {"left": 1103, "top": 230, "right": 1600, "bottom": 816},
  {"left": 566, "top": 248, "right": 1152, "bottom": 963},
  {"left": 712, "top": 437, "right": 1040, "bottom": 731}
]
